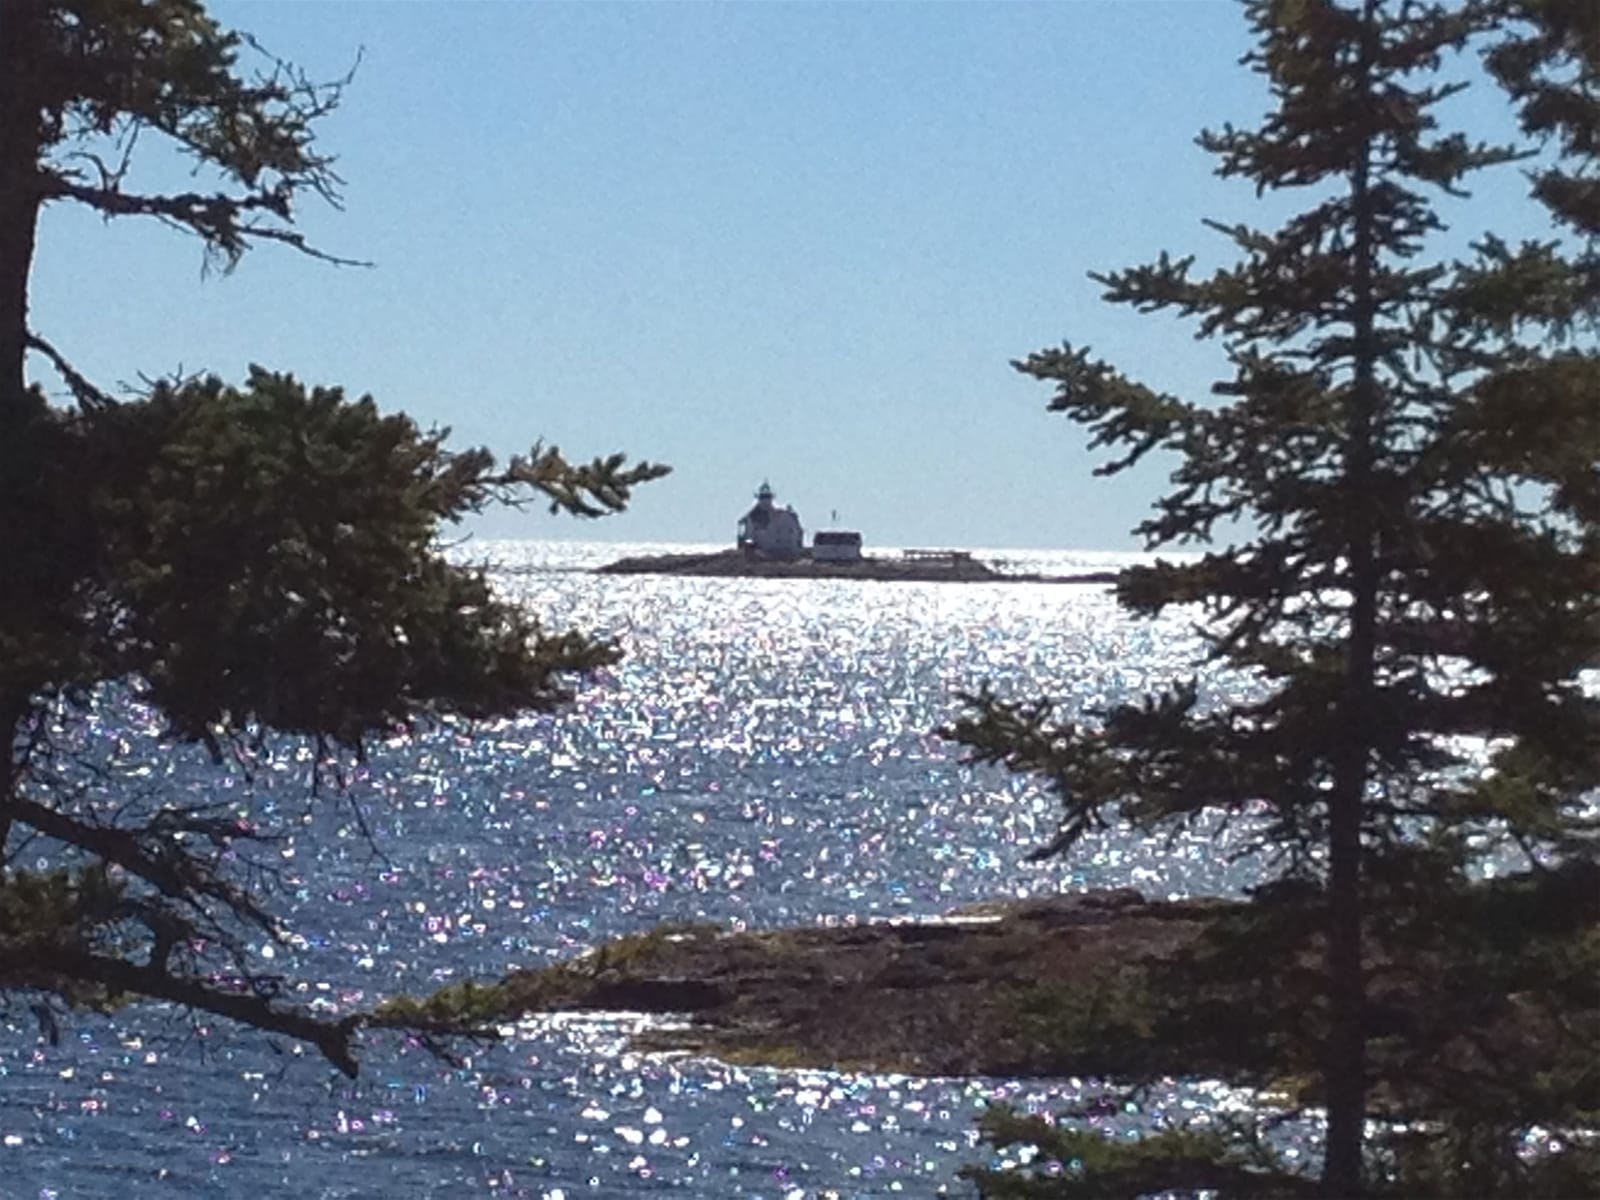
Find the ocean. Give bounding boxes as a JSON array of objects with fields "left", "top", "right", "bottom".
[{"left": 0, "top": 540, "right": 1278, "bottom": 1198}]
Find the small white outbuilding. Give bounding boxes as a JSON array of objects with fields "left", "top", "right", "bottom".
[{"left": 812, "top": 530, "right": 863, "bottom": 562}]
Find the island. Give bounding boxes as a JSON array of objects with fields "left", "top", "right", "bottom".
[
  {"left": 596, "top": 547, "right": 1118, "bottom": 585},
  {"left": 596, "top": 481, "right": 1119, "bottom": 584}
]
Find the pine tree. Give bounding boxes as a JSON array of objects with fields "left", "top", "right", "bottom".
[
  {"left": 950, "top": 0, "right": 1600, "bottom": 1193},
  {"left": 0, "top": 0, "right": 665, "bottom": 1072}
]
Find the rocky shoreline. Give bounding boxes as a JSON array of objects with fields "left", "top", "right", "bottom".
[
  {"left": 595, "top": 548, "right": 1118, "bottom": 585},
  {"left": 478, "top": 872, "right": 1600, "bottom": 1109},
  {"left": 494, "top": 891, "right": 1225, "bottom": 1076}
]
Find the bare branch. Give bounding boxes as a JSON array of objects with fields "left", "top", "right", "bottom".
[
  {"left": 43, "top": 179, "right": 370, "bottom": 269},
  {"left": 23, "top": 332, "right": 116, "bottom": 412}
]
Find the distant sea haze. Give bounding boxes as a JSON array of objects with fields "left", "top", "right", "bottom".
[{"left": 9, "top": 539, "right": 1287, "bottom": 1197}]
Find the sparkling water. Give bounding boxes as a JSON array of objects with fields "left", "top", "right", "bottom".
[{"left": 0, "top": 540, "right": 1276, "bottom": 1198}]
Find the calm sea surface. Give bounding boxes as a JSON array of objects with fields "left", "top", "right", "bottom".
[{"left": 1, "top": 540, "right": 1284, "bottom": 1198}]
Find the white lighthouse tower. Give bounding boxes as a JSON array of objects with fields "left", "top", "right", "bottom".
[{"left": 735, "top": 480, "right": 804, "bottom": 559}]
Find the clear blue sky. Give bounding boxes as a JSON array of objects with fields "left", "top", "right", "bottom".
[{"left": 28, "top": 1, "right": 1552, "bottom": 550}]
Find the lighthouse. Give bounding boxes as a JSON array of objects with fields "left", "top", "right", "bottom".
[{"left": 735, "top": 481, "right": 805, "bottom": 559}]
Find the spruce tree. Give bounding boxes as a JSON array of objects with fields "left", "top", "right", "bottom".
[
  {"left": 0, "top": 0, "right": 665, "bottom": 1071},
  {"left": 950, "top": 0, "right": 1600, "bottom": 1193}
]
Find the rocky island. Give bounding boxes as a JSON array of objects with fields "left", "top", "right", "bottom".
[
  {"left": 596, "top": 546, "right": 1118, "bottom": 585},
  {"left": 597, "top": 481, "right": 1118, "bottom": 584}
]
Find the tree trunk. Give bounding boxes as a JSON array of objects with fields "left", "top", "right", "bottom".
[
  {"left": 0, "top": 1, "right": 49, "bottom": 862},
  {"left": 0, "top": 0, "right": 47, "bottom": 422},
  {"left": 0, "top": 695, "right": 23, "bottom": 854},
  {"left": 1324, "top": 7, "right": 1382, "bottom": 1193},
  {"left": 1326, "top": 617, "right": 1373, "bottom": 1200}
]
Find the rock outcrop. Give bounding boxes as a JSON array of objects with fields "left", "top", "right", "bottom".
[{"left": 497, "top": 892, "right": 1227, "bottom": 1076}]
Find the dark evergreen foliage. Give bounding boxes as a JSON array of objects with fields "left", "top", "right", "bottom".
[
  {"left": 0, "top": 0, "right": 665, "bottom": 1073},
  {"left": 950, "top": 0, "right": 1600, "bottom": 1193}
]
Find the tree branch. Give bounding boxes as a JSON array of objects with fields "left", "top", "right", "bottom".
[
  {"left": 0, "top": 942, "right": 361, "bottom": 1076},
  {"left": 9, "top": 796, "right": 277, "bottom": 936},
  {"left": 24, "top": 331, "right": 116, "bottom": 411},
  {"left": 44, "top": 179, "right": 369, "bottom": 269}
]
